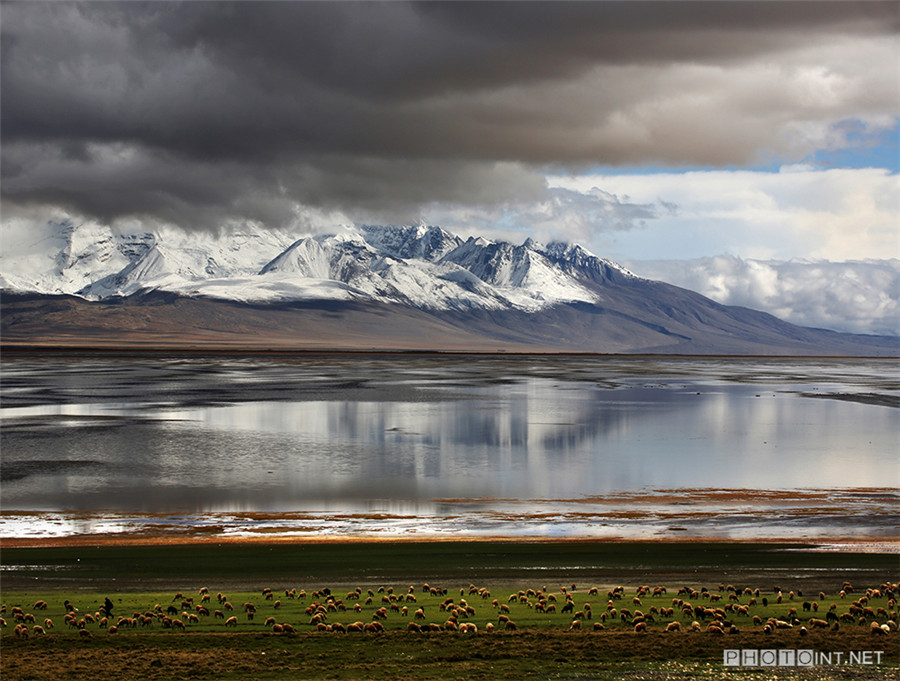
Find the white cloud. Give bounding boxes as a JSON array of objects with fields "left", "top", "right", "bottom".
[
  {"left": 627, "top": 256, "right": 900, "bottom": 336},
  {"left": 549, "top": 167, "right": 899, "bottom": 262}
]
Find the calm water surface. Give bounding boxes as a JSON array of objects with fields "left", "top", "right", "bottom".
[{"left": 1, "top": 354, "right": 897, "bottom": 541}]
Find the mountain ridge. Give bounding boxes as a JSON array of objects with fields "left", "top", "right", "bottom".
[{"left": 1, "top": 222, "right": 897, "bottom": 355}]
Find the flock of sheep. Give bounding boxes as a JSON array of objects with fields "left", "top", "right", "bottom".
[{"left": 3, "top": 579, "right": 898, "bottom": 640}]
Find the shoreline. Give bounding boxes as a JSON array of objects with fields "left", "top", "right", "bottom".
[
  {"left": 4, "top": 533, "right": 899, "bottom": 551},
  {"left": 3, "top": 343, "right": 898, "bottom": 359}
]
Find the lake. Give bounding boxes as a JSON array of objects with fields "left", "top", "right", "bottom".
[{"left": 1, "top": 353, "right": 897, "bottom": 543}]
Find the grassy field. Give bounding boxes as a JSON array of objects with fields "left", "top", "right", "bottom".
[{"left": 2, "top": 540, "right": 898, "bottom": 680}]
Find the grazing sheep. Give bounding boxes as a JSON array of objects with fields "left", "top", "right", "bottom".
[
  {"left": 485, "top": 622, "right": 495, "bottom": 632},
  {"left": 33, "top": 600, "right": 48, "bottom": 610},
  {"left": 665, "top": 621, "right": 681, "bottom": 632},
  {"left": 224, "top": 617, "right": 238, "bottom": 627},
  {"left": 570, "top": 620, "right": 581, "bottom": 630},
  {"left": 79, "top": 629, "right": 92, "bottom": 638},
  {"left": 633, "top": 621, "right": 647, "bottom": 633},
  {"left": 407, "top": 622, "right": 422, "bottom": 633},
  {"left": 592, "top": 622, "right": 605, "bottom": 631},
  {"left": 504, "top": 620, "right": 517, "bottom": 630},
  {"left": 871, "top": 622, "right": 889, "bottom": 636}
]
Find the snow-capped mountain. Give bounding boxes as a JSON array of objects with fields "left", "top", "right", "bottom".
[
  {"left": 2, "top": 221, "right": 897, "bottom": 355},
  {"left": 0, "top": 222, "right": 622, "bottom": 312}
]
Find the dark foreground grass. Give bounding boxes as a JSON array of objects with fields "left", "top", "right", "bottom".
[
  {"left": 3, "top": 540, "right": 897, "bottom": 591},
  {"left": 2, "top": 629, "right": 898, "bottom": 681},
  {"left": 2, "top": 541, "right": 898, "bottom": 680}
]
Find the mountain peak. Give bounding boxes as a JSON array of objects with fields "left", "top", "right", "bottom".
[{"left": 361, "top": 224, "right": 461, "bottom": 262}]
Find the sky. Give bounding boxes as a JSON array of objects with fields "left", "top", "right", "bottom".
[{"left": 1, "top": 1, "right": 898, "bottom": 334}]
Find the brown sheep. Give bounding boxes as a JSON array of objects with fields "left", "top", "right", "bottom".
[
  {"left": 224, "top": 616, "right": 238, "bottom": 627},
  {"left": 871, "top": 622, "right": 890, "bottom": 636},
  {"left": 504, "top": 620, "right": 517, "bottom": 630},
  {"left": 570, "top": 620, "right": 582, "bottom": 630},
  {"left": 633, "top": 621, "right": 647, "bottom": 633},
  {"left": 665, "top": 621, "right": 681, "bottom": 632}
]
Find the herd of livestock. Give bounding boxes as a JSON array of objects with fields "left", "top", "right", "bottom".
[{"left": 4, "top": 580, "right": 898, "bottom": 640}]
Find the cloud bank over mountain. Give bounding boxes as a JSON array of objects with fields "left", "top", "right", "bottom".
[
  {"left": 2, "top": 1, "right": 896, "bottom": 232},
  {"left": 627, "top": 256, "right": 899, "bottom": 336}
]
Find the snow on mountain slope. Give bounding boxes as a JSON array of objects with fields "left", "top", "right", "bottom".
[
  {"left": 0, "top": 219, "right": 150, "bottom": 294},
  {"left": 361, "top": 224, "right": 462, "bottom": 261},
  {"left": 1, "top": 222, "right": 621, "bottom": 311}
]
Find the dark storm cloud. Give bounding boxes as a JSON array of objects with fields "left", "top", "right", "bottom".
[{"left": 1, "top": 1, "right": 896, "bottom": 230}]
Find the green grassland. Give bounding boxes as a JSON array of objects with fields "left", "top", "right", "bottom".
[{"left": 2, "top": 541, "right": 898, "bottom": 680}]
